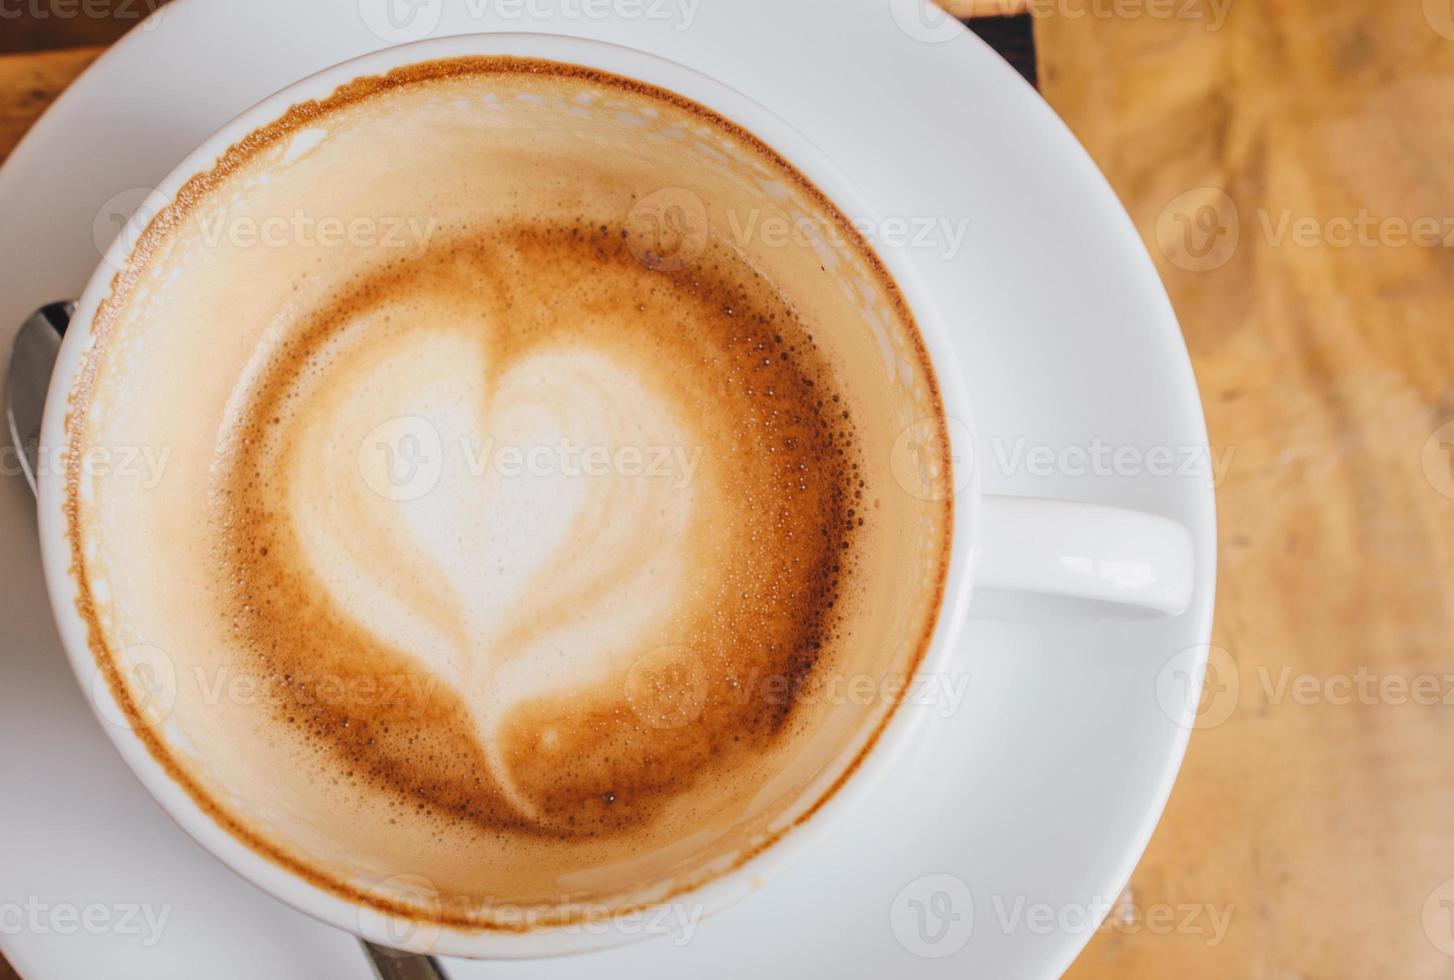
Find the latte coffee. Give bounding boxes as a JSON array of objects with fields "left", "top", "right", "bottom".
[{"left": 64, "top": 57, "right": 952, "bottom": 930}]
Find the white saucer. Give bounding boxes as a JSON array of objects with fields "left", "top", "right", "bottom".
[{"left": 0, "top": 1, "right": 1215, "bottom": 977}]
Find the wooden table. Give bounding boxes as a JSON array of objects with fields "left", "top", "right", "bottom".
[
  {"left": 3, "top": 2, "right": 1451, "bottom": 977},
  {"left": 1037, "top": 2, "right": 1454, "bottom": 978}
]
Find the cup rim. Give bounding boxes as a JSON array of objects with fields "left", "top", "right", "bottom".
[{"left": 36, "top": 31, "right": 979, "bottom": 959}]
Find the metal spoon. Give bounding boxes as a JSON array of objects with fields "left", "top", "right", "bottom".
[
  {"left": 5, "top": 301, "right": 70, "bottom": 492},
  {"left": 361, "top": 942, "right": 448, "bottom": 980},
  {"left": 5, "top": 302, "right": 448, "bottom": 980}
]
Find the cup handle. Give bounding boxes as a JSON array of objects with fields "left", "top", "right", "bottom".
[{"left": 976, "top": 496, "right": 1195, "bottom": 617}]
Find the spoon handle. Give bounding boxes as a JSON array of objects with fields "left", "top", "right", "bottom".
[{"left": 362, "top": 941, "right": 449, "bottom": 980}]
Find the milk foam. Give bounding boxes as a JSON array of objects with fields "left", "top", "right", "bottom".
[{"left": 214, "top": 221, "right": 865, "bottom": 842}]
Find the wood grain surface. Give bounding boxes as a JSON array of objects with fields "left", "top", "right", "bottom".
[
  {"left": 2, "top": 2, "right": 1452, "bottom": 977},
  {"left": 1037, "top": 2, "right": 1454, "bottom": 978},
  {"left": 0, "top": 47, "right": 103, "bottom": 153}
]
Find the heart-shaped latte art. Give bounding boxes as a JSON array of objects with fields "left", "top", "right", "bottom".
[
  {"left": 211, "top": 224, "right": 867, "bottom": 840},
  {"left": 288, "top": 321, "right": 698, "bottom": 823}
]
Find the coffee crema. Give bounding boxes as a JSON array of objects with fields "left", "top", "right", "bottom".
[{"left": 64, "top": 57, "right": 952, "bottom": 931}]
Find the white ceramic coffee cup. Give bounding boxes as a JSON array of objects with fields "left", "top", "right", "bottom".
[{"left": 36, "top": 33, "right": 1193, "bottom": 959}]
